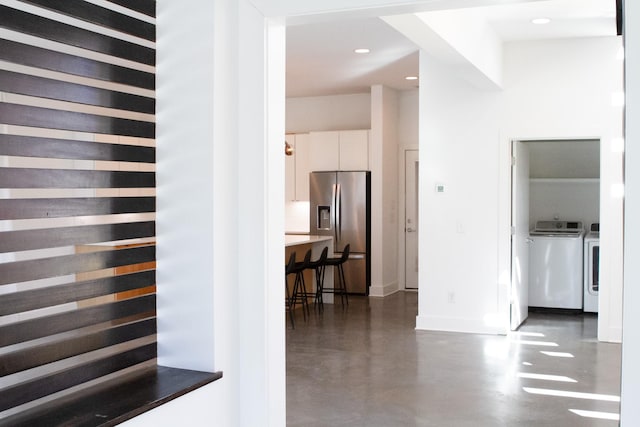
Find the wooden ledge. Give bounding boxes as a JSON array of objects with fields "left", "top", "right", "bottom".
[{"left": 1, "top": 366, "right": 222, "bottom": 427}]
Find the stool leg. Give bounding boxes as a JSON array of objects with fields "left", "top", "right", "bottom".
[
  {"left": 314, "top": 264, "right": 325, "bottom": 312},
  {"left": 338, "top": 264, "right": 348, "bottom": 306},
  {"left": 286, "top": 277, "right": 295, "bottom": 328}
]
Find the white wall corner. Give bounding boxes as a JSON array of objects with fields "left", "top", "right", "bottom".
[
  {"left": 383, "top": 12, "right": 503, "bottom": 91},
  {"left": 416, "top": 314, "right": 504, "bottom": 335}
]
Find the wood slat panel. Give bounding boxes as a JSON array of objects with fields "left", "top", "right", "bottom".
[
  {"left": 0, "top": 168, "right": 155, "bottom": 189},
  {"left": 0, "top": 70, "right": 155, "bottom": 113},
  {"left": 0, "top": 221, "right": 156, "bottom": 253},
  {"left": 107, "top": 0, "right": 156, "bottom": 18},
  {"left": 0, "top": 270, "right": 155, "bottom": 316},
  {"left": 1, "top": 366, "right": 221, "bottom": 427},
  {"left": 0, "top": 318, "right": 156, "bottom": 377},
  {"left": 0, "top": 103, "right": 155, "bottom": 138},
  {"left": 0, "top": 343, "right": 157, "bottom": 412},
  {"left": 20, "top": 0, "right": 155, "bottom": 42},
  {"left": 0, "top": 39, "right": 155, "bottom": 90},
  {"left": 0, "top": 134, "right": 155, "bottom": 162},
  {"left": 0, "top": 5, "right": 155, "bottom": 66},
  {"left": 0, "top": 294, "right": 156, "bottom": 347},
  {"left": 0, "top": 245, "right": 155, "bottom": 286},
  {"left": 0, "top": 197, "right": 156, "bottom": 220}
]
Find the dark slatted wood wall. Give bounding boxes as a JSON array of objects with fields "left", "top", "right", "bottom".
[{"left": 0, "top": 0, "right": 156, "bottom": 418}]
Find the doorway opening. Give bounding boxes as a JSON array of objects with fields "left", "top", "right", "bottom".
[{"left": 510, "top": 138, "right": 601, "bottom": 333}]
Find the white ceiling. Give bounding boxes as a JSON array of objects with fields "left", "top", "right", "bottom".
[{"left": 285, "top": 0, "right": 618, "bottom": 98}]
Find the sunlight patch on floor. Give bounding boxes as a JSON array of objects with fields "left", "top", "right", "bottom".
[{"left": 569, "top": 409, "right": 620, "bottom": 421}]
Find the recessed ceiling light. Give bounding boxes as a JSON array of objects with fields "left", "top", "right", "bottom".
[
  {"left": 405, "top": 76, "right": 418, "bottom": 81},
  {"left": 531, "top": 17, "right": 551, "bottom": 25},
  {"left": 354, "top": 48, "right": 370, "bottom": 54}
]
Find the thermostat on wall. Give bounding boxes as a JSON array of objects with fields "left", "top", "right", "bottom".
[{"left": 435, "top": 183, "right": 445, "bottom": 193}]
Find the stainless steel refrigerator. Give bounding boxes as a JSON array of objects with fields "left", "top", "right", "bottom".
[{"left": 309, "top": 171, "right": 371, "bottom": 295}]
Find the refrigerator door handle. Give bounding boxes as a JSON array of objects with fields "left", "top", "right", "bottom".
[
  {"left": 336, "top": 183, "right": 341, "bottom": 243},
  {"left": 332, "top": 183, "right": 338, "bottom": 242}
]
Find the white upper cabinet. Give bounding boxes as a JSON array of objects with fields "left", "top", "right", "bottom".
[
  {"left": 285, "top": 134, "right": 296, "bottom": 201},
  {"left": 286, "top": 130, "right": 368, "bottom": 201},
  {"left": 294, "top": 133, "right": 311, "bottom": 201},
  {"left": 339, "top": 130, "right": 369, "bottom": 170},
  {"left": 309, "top": 131, "right": 340, "bottom": 171},
  {"left": 308, "top": 130, "right": 369, "bottom": 172}
]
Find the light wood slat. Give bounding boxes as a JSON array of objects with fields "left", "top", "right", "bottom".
[
  {"left": 107, "top": 0, "right": 156, "bottom": 18},
  {"left": 0, "top": 197, "right": 156, "bottom": 220},
  {"left": 0, "top": 103, "right": 155, "bottom": 138},
  {"left": 0, "top": 318, "right": 156, "bottom": 377},
  {"left": 0, "top": 343, "right": 157, "bottom": 412},
  {"left": 0, "top": 270, "right": 155, "bottom": 316},
  {"left": 0, "top": 39, "right": 155, "bottom": 90},
  {"left": 0, "top": 221, "right": 155, "bottom": 253},
  {"left": 0, "top": 245, "right": 155, "bottom": 286},
  {"left": 0, "top": 134, "right": 155, "bottom": 162},
  {"left": 0, "top": 70, "right": 155, "bottom": 113},
  {"left": 0, "top": 5, "right": 155, "bottom": 66},
  {"left": 20, "top": 0, "right": 155, "bottom": 41},
  {"left": 0, "top": 294, "right": 156, "bottom": 347},
  {"left": 0, "top": 168, "right": 155, "bottom": 189}
]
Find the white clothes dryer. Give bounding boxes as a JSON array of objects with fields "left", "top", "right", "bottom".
[{"left": 584, "top": 223, "right": 600, "bottom": 313}]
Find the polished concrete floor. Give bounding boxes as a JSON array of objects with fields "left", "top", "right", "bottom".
[{"left": 286, "top": 291, "right": 622, "bottom": 426}]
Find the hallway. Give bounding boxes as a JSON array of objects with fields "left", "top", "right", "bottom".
[{"left": 286, "top": 292, "right": 621, "bottom": 426}]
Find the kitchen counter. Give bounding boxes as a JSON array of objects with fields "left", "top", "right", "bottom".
[{"left": 285, "top": 234, "right": 333, "bottom": 247}]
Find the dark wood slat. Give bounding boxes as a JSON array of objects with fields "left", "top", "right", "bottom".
[
  {"left": 0, "top": 245, "right": 155, "bottom": 286},
  {"left": 0, "top": 197, "right": 156, "bottom": 220},
  {"left": 107, "top": 0, "right": 156, "bottom": 18},
  {"left": 0, "top": 103, "right": 155, "bottom": 138},
  {"left": 0, "top": 294, "right": 155, "bottom": 347},
  {"left": 1, "top": 366, "right": 221, "bottom": 427},
  {"left": 0, "top": 5, "right": 155, "bottom": 66},
  {"left": 21, "top": 0, "right": 155, "bottom": 41},
  {"left": 0, "top": 343, "right": 157, "bottom": 413},
  {"left": 0, "top": 168, "right": 155, "bottom": 189},
  {"left": 0, "top": 318, "right": 156, "bottom": 376},
  {"left": 0, "top": 39, "right": 155, "bottom": 90},
  {"left": 0, "top": 134, "right": 155, "bottom": 162},
  {"left": 0, "top": 70, "right": 155, "bottom": 113},
  {"left": 0, "top": 221, "right": 156, "bottom": 253},
  {"left": 0, "top": 270, "right": 155, "bottom": 316}
]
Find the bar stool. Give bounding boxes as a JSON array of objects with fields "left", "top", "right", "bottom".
[
  {"left": 307, "top": 246, "right": 328, "bottom": 311},
  {"left": 290, "top": 249, "right": 312, "bottom": 320},
  {"left": 285, "top": 251, "right": 297, "bottom": 328},
  {"left": 320, "top": 244, "right": 350, "bottom": 307}
]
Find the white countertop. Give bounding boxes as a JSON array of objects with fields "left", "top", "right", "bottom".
[{"left": 285, "top": 234, "right": 333, "bottom": 247}]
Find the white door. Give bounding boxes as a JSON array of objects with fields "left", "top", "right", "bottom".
[
  {"left": 511, "top": 141, "right": 530, "bottom": 330},
  {"left": 405, "top": 150, "right": 419, "bottom": 289}
]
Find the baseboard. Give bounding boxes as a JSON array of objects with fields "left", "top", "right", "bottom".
[
  {"left": 369, "top": 281, "right": 399, "bottom": 297},
  {"left": 415, "top": 314, "right": 504, "bottom": 335},
  {"left": 599, "top": 327, "right": 623, "bottom": 343}
]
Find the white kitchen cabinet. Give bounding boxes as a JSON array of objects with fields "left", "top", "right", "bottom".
[
  {"left": 285, "top": 134, "right": 296, "bottom": 201},
  {"left": 339, "top": 130, "right": 369, "bottom": 170},
  {"left": 309, "top": 131, "right": 340, "bottom": 171},
  {"left": 308, "top": 130, "right": 369, "bottom": 172},
  {"left": 294, "top": 133, "right": 310, "bottom": 201}
]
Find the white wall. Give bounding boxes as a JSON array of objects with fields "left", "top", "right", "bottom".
[
  {"left": 621, "top": 1, "right": 640, "bottom": 424},
  {"left": 529, "top": 180, "right": 600, "bottom": 230},
  {"left": 124, "top": 0, "right": 285, "bottom": 425},
  {"left": 417, "top": 51, "right": 505, "bottom": 333},
  {"left": 500, "top": 37, "right": 624, "bottom": 342},
  {"left": 286, "top": 93, "right": 371, "bottom": 132}
]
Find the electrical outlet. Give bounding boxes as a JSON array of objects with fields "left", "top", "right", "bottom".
[{"left": 447, "top": 292, "right": 455, "bottom": 304}]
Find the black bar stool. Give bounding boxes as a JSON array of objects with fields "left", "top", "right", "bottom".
[
  {"left": 308, "top": 246, "right": 328, "bottom": 311},
  {"left": 285, "top": 251, "right": 297, "bottom": 328},
  {"left": 290, "top": 249, "right": 312, "bottom": 320},
  {"left": 319, "top": 244, "right": 350, "bottom": 307}
]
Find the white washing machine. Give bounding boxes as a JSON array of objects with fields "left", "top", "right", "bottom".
[
  {"left": 584, "top": 223, "right": 600, "bottom": 313},
  {"left": 528, "top": 221, "right": 584, "bottom": 309}
]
